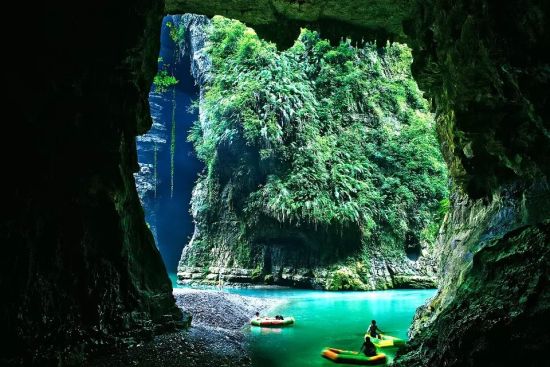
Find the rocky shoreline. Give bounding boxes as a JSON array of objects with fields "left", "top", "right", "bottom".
[{"left": 87, "top": 288, "right": 283, "bottom": 367}]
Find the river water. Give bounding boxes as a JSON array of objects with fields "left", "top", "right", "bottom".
[{"left": 170, "top": 274, "right": 435, "bottom": 367}]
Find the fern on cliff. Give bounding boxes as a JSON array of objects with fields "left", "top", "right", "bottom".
[{"left": 189, "top": 16, "right": 449, "bottom": 254}]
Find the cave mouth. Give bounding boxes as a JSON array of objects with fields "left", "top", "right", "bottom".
[{"left": 405, "top": 243, "right": 422, "bottom": 261}]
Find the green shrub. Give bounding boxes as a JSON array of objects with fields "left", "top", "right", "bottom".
[
  {"left": 153, "top": 69, "right": 178, "bottom": 93},
  {"left": 327, "top": 267, "right": 366, "bottom": 290}
]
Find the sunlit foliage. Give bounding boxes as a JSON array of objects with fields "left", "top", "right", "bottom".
[
  {"left": 153, "top": 69, "right": 178, "bottom": 93},
  {"left": 190, "top": 16, "right": 449, "bottom": 253}
]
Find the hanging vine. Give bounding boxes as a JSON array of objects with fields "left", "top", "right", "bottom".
[
  {"left": 150, "top": 19, "right": 186, "bottom": 199},
  {"left": 170, "top": 85, "right": 176, "bottom": 198},
  {"left": 153, "top": 141, "right": 158, "bottom": 198}
]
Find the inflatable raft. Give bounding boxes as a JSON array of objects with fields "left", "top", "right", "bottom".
[
  {"left": 321, "top": 348, "right": 387, "bottom": 365},
  {"left": 365, "top": 334, "right": 406, "bottom": 348},
  {"left": 250, "top": 316, "right": 295, "bottom": 327}
]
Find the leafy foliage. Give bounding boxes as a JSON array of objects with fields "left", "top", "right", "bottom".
[
  {"left": 166, "top": 21, "right": 185, "bottom": 44},
  {"left": 190, "top": 16, "right": 449, "bottom": 256},
  {"left": 153, "top": 69, "right": 178, "bottom": 93}
]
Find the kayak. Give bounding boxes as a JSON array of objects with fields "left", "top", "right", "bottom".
[
  {"left": 365, "top": 333, "right": 406, "bottom": 348},
  {"left": 321, "top": 348, "right": 387, "bottom": 365},
  {"left": 250, "top": 316, "right": 295, "bottom": 327}
]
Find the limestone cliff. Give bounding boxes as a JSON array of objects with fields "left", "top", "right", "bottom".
[
  {"left": 175, "top": 15, "right": 448, "bottom": 290},
  {"left": 395, "top": 182, "right": 549, "bottom": 366}
]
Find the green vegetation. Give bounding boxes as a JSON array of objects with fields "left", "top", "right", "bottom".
[
  {"left": 184, "top": 17, "right": 448, "bottom": 282},
  {"left": 166, "top": 21, "right": 185, "bottom": 44},
  {"left": 153, "top": 69, "right": 178, "bottom": 93},
  {"left": 327, "top": 266, "right": 367, "bottom": 290}
]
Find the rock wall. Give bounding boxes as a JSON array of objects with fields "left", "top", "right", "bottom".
[
  {"left": 134, "top": 15, "right": 204, "bottom": 271},
  {"left": 166, "top": 0, "right": 413, "bottom": 47},
  {"left": 395, "top": 183, "right": 549, "bottom": 366},
  {"left": 393, "top": 0, "right": 550, "bottom": 364},
  {"left": 135, "top": 90, "right": 167, "bottom": 242},
  {"left": 174, "top": 15, "right": 442, "bottom": 290},
  {"left": 2, "top": 2, "right": 187, "bottom": 364},
  {"left": 407, "top": 0, "right": 550, "bottom": 199}
]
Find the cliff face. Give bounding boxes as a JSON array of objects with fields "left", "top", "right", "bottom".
[
  {"left": 134, "top": 90, "right": 167, "bottom": 242},
  {"left": 395, "top": 182, "right": 549, "bottom": 366},
  {"left": 134, "top": 15, "right": 204, "bottom": 271},
  {"left": 393, "top": 0, "right": 550, "bottom": 364},
  {"left": 2, "top": 2, "right": 186, "bottom": 364},
  {"left": 176, "top": 16, "right": 448, "bottom": 290}
]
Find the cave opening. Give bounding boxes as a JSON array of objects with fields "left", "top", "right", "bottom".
[{"left": 5, "top": 2, "right": 548, "bottom": 366}]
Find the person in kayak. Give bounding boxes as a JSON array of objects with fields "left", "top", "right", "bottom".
[
  {"left": 367, "top": 320, "right": 383, "bottom": 339},
  {"left": 359, "top": 335, "right": 377, "bottom": 356}
]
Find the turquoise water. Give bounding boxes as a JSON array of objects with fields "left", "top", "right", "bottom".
[{"left": 169, "top": 274, "right": 435, "bottom": 367}]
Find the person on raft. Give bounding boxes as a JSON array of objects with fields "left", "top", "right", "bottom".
[
  {"left": 359, "top": 335, "right": 377, "bottom": 357},
  {"left": 367, "top": 320, "right": 384, "bottom": 339},
  {"left": 254, "top": 312, "right": 261, "bottom": 319}
]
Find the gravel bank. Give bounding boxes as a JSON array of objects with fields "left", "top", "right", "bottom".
[
  {"left": 173, "top": 288, "right": 280, "bottom": 329},
  {"left": 87, "top": 289, "right": 284, "bottom": 367}
]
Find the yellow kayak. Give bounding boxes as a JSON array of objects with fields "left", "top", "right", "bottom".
[{"left": 365, "top": 333, "right": 406, "bottom": 348}]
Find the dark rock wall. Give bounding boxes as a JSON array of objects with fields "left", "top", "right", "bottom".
[
  {"left": 395, "top": 183, "right": 550, "bottom": 366},
  {"left": 408, "top": 0, "right": 550, "bottom": 199},
  {"left": 393, "top": 1, "right": 550, "bottom": 364},
  {"left": 2, "top": 1, "right": 184, "bottom": 364}
]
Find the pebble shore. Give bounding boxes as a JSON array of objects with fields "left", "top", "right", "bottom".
[{"left": 87, "top": 288, "right": 284, "bottom": 366}]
